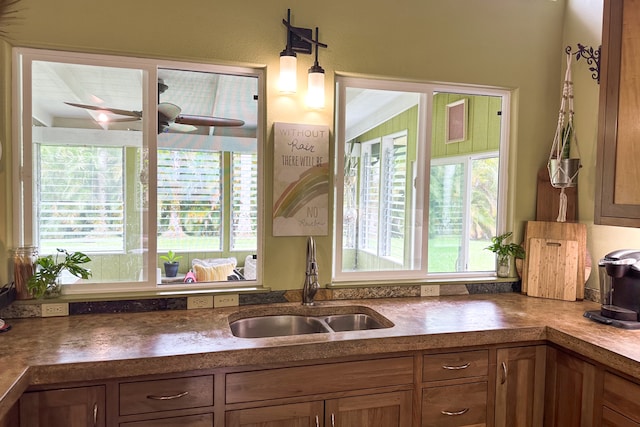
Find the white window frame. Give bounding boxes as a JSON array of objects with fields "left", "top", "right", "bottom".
[
  {"left": 333, "top": 75, "right": 511, "bottom": 283},
  {"left": 12, "top": 47, "right": 265, "bottom": 294}
]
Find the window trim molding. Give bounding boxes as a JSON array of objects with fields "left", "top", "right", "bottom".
[
  {"left": 333, "top": 74, "right": 512, "bottom": 284},
  {"left": 12, "top": 47, "right": 265, "bottom": 294}
]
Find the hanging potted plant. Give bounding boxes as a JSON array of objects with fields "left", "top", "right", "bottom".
[
  {"left": 485, "top": 232, "right": 526, "bottom": 278},
  {"left": 27, "top": 248, "right": 92, "bottom": 298},
  {"left": 160, "top": 250, "right": 182, "bottom": 278}
]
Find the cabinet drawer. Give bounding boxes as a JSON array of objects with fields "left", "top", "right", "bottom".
[
  {"left": 604, "top": 372, "right": 640, "bottom": 423},
  {"left": 119, "top": 376, "right": 214, "bottom": 416},
  {"left": 603, "top": 407, "right": 640, "bottom": 427},
  {"left": 120, "top": 413, "right": 214, "bottom": 427},
  {"left": 423, "top": 350, "right": 488, "bottom": 382},
  {"left": 226, "top": 356, "right": 414, "bottom": 404},
  {"left": 422, "top": 381, "right": 487, "bottom": 427}
]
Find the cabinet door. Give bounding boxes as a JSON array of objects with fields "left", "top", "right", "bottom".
[
  {"left": 602, "top": 407, "right": 640, "bottom": 427},
  {"left": 226, "top": 401, "right": 324, "bottom": 427},
  {"left": 0, "top": 399, "right": 19, "bottom": 427},
  {"left": 326, "top": 390, "right": 412, "bottom": 427},
  {"left": 120, "top": 413, "right": 213, "bottom": 427},
  {"left": 595, "top": 0, "right": 640, "bottom": 226},
  {"left": 544, "top": 347, "right": 601, "bottom": 427},
  {"left": 19, "top": 385, "right": 105, "bottom": 427},
  {"left": 494, "top": 346, "right": 545, "bottom": 427}
]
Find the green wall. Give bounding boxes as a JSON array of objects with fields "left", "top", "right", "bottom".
[
  {"left": 431, "top": 94, "right": 501, "bottom": 158},
  {"left": 0, "top": 0, "right": 582, "bottom": 291}
]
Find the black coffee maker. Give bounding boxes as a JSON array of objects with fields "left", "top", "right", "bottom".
[{"left": 584, "top": 249, "right": 640, "bottom": 329}]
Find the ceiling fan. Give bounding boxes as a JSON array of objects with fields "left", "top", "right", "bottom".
[{"left": 64, "top": 79, "right": 245, "bottom": 134}]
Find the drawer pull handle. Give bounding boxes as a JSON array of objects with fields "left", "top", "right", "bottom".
[
  {"left": 441, "top": 408, "right": 469, "bottom": 416},
  {"left": 501, "top": 361, "right": 507, "bottom": 385},
  {"left": 93, "top": 402, "right": 98, "bottom": 427},
  {"left": 442, "top": 362, "right": 471, "bottom": 370},
  {"left": 146, "top": 391, "right": 189, "bottom": 400},
  {"left": 315, "top": 415, "right": 319, "bottom": 427},
  {"left": 331, "top": 413, "right": 336, "bottom": 427}
]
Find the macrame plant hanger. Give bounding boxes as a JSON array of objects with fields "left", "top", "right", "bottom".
[{"left": 548, "top": 50, "right": 582, "bottom": 222}]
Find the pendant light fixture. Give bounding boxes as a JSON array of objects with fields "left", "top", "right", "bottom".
[
  {"left": 278, "top": 9, "right": 328, "bottom": 107},
  {"left": 306, "top": 27, "right": 325, "bottom": 109},
  {"left": 278, "top": 9, "right": 298, "bottom": 93}
]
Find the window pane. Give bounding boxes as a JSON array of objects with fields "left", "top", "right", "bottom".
[
  {"left": 30, "top": 59, "right": 146, "bottom": 284},
  {"left": 231, "top": 152, "right": 258, "bottom": 251},
  {"left": 340, "top": 84, "right": 422, "bottom": 275},
  {"left": 38, "top": 145, "right": 124, "bottom": 254},
  {"left": 428, "top": 162, "right": 464, "bottom": 273},
  {"left": 157, "top": 149, "right": 222, "bottom": 251}
]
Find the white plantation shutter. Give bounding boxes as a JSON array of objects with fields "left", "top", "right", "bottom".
[
  {"left": 157, "top": 149, "right": 222, "bottom": 251},
  {"left": 37, "top": 145, "right": 124, "bottom": 254},
  {"left": 231, "top": 152, "right": 258, "bottom": 251}
]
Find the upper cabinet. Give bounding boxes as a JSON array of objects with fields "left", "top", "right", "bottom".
[{"left": 595, "top": 0, "right": 640, "bottom": 227}]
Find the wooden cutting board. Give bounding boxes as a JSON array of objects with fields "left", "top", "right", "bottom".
[
  {"left": 521, "top": 221, "right": 587, "bottom": 300},
  {"left": 536, "top": 167, "right": 578, "bottom": 222},
  {"left": 525, "top": 238, "right": 579, "bottom": 301}
]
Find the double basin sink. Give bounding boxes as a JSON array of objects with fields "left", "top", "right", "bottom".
[{"left": 228, "top": 305, "right": 393, "bottom": 338}]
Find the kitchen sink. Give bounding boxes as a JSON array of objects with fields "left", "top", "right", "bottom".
[
  {"left": 229, "top": 315, "right": 330, "bottom": 338},
  {"left": 229, "top": 307, "right": 393, "bottom": 338},
  {"left": 323, "top": 313, "right": 386, "bottom": 332}
]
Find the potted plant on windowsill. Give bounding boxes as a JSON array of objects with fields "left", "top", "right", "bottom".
[
  {"left": 485, "top": 232, "right": 526, "bottom": 278},
  {"left": 160, "top": 250, "right": 182, "bottom": 278},
  {"left": 27, "top": 248, "right": 92, "bottom": 299}
]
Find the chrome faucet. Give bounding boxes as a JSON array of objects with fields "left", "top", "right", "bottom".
[{"left": 302, "top": 236, "right": 319, "bottom": 306}]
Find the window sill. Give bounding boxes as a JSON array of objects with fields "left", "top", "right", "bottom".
[{"left": 327, "top": 276, "right": 520, "bottom": 289}]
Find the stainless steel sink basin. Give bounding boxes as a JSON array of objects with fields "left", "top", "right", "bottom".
[
  {"left": 228, "top": 307, "right": 393, "bottom": 338},
  {"left": 229, "top": 315, "right": 330, "bottom": 338},
  {"left": 323, "top": 313, "right": 386, "bottom": 332}
]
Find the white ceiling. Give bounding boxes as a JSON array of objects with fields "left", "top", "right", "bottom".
[{"left": 31, "top": 61, "right": 259, "bottom": 138}]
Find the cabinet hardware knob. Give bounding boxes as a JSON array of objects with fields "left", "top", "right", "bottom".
[
  {"left": 501, "top": 361, "right": 507, "bottom": 384},
  {"left": 441, "top": 408, "right": 469, "bottom": 416},
  {"left": 442, "top": 362, "right": 471, "bottom": 370},
  {"left": 146, "top": 391, "right": 189, "bottom": 400}
]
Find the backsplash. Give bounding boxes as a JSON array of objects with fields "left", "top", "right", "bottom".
[{"left": 0, "top": 280, "right": 527, "bottom": 319}]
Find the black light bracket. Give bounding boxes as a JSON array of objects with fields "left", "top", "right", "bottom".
[
  {"left": 566, "top": 44, "right": 601, "bottom": 84},
  {"left": 281, "top": 9, "right": 328, "bottom": 56}
]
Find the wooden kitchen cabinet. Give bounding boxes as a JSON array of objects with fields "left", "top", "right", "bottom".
[
  {"left": 227, "top": 391, "right": 412, "bottom": 427},
  {"left": 421, "top": 349, "right": 489, "bottom": 427},
  {"left": 494, "top": 346, "right": 545, "bottom": 427},
  {"left": 225, "top": 356, "right": 414, "bottom": 427},
  {"left": 544, "top": 347, "right": 601, "bottom": 427},
  {"left": 602, "top": 371, "right": 640, "bottom": 426},
  {"left": 226, "top": 401, "right": 324, "bottom": 427},
  {"left": 19, "top": 385, "right": 105, "bottom": 427},
  {"left": 595, "top": 0, "right": 640, "bottom": 227},
  {"left": 0, "top": 400, "right": 19, "bottom": 427},
  {"left": 326, "top": 390, "right": 413, "bottom": 427}
]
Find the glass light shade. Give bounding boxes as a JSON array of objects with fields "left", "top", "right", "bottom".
[
  {"left": 306, "top": 71, "right": 325, "bottom": 109},
  {"left": 278, "top": 55, "right": 297, "bottom": 93}
]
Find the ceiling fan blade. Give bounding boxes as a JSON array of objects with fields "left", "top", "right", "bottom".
[
  {"left": 158, "top": 102, "right": 182, "bottom": 122},
  {"left": 65, "top": 102, "right": 142, "bottom": 119},
  {"left": 175, "top": 114, "right": 245, "bottom": 127},
  {"left": 168, "top": 123, "right": 198, "bottom": 133}
]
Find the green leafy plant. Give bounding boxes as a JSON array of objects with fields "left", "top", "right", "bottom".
[
  {"left": 485, "top": 232, "right": 526, "bottom": 260},
  {"left": 160, "top": 250, "right": 183, "bottom": 264},
  {"left": 27, "top": 248, "right": 92, "bottom": 298}
]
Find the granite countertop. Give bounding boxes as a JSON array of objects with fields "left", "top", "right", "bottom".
[{"left": 1, "top": 293, "right": 639, "bottom": 420}]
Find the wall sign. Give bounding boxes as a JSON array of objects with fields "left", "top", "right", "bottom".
[{"left": 273, "top": 122, "right": 329, "bottom": 236}]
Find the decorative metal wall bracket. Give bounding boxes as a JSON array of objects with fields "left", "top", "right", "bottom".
[{"left": 566, "top": 44, "right": 601, "bottom": 84}]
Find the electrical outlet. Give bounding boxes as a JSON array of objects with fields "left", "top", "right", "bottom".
[
  {"left": 420, "top": 285, "right": 440, "bottom": 297},
  {"left": 41, "top": 303, "right": 69, "bottom": 317},
  {"left": 187, "top": 295, "right": 214, "bottom": 310},
  {"left": 214, "top": 294, "right": 239, "bottom": 308}
]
